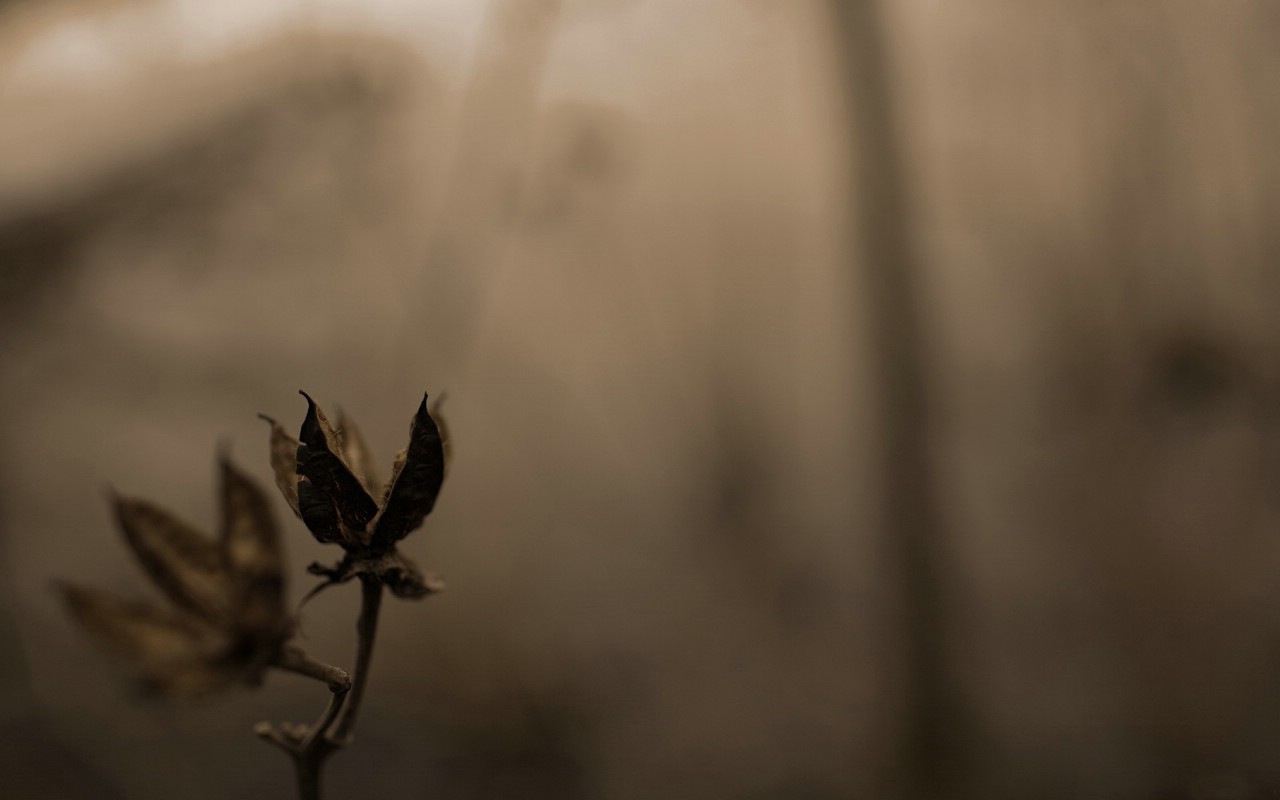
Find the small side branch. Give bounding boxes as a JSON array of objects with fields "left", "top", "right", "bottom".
[
  {"left": 257, "top": 648, "right": 354, "bottom": 799},
  {"left": 273, "top": 646, "right": 352, "bottom": 693}
]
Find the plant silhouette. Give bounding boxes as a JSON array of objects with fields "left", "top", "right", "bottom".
[{"left": 61, "top": 392, "right": 450, "bottom": 799}]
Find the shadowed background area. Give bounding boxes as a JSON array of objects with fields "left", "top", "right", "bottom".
[{"left": 2, "top": 1, "right": 1279, "bottom": 799}]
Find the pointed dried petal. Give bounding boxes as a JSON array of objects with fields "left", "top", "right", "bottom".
[
  {"left": 59, "top": 583, "right": 231, "bottom": 695},
  {"left": 335, "top": 408, "right": 383, "bottom": 498},
  {"left": 371, "top": 394, "right": 446, "bottom": 548},
  {"left": 218, "top": 457, "right": 286, "bottom": 644},
  {"left": 378, "top": 448, "right": 408, "bottom": 508},
  {"left": 429, "top": 394, "right": 452, "bottom": 476},
  {"left": 258, "top": 414, "right": 301, "bottom": 517},
  {"left": 60, "top": 583, "right": 208, "bottom": 657},
  {"left": 296, "top": 463, "right": 343, "bottom": 544},
  {"left": 113, "top": 494, "right": 228, "bottom": 622},
  {"left": 296, "top": 392, "right": 378, "bottom": 545}
]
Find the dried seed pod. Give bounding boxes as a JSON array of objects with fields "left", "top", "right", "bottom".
[
  {"left": 62, "top": 458, "right": 291, "bottom": 696},
  {"left": 266, "top": 392, "right": 449, "bottom": 601}
]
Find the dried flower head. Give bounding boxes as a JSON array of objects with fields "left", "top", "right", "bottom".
[
  {"left": 60, "top": 457, "right": 289, "bottom": 696},
  {"left": 260, "top": 392, "right": 448, "bottom": 599}
]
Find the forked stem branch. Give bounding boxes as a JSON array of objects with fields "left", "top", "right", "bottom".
[{"left": 258, "top": 577, "right": 386, "bottom": 799}]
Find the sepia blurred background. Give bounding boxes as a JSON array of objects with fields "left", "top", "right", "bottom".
[{"left": 3, "top": 1, "right": 1280, "bottom": 798}]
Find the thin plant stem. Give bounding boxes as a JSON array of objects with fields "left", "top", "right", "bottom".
[
  {"left": 301, "top": 689, "right": 346, "bottom": 753},
  {"left": 258, "top": 575, "right": 387, "bottom": 798},
  {"left": 326, "top": 576, "right": 384, "bottom": 745},
  {"left": 287, "top": 679, "right": 349, "bottom": 800},
  {"left": 293, "top": 756, "right": 322, "bottom": 800}
]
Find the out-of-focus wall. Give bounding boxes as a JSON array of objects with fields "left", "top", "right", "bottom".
[
  {"left": 891, "top": 3, "right": 1280, "bottom": 797},
  {"left": 1, "top": 1, "right": 1278, "bottom": 799}
]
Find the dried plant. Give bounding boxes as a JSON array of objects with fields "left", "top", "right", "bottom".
[
  {"left": 60, "top": 392, "right": 449, "bottom": 799},
  {"left": 262, "top": 391, "right": 448, "bottom": 600},
  {"left": 60, "top": 457, "right": 292, "bottom": 697}
]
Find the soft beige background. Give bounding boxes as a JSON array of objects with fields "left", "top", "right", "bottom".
[{"left": 2, "top": 2, "right": 1279, "bottom": 799}]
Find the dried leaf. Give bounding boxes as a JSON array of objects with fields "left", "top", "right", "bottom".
[
  {"left": 296, "top": 392, "right": 378, "bottom": 545},
  {"left": 218, "top": 456, "right": 286, "bottom": 642},
  {"left": 59, "top": 583, "right": 231, "bottom": 695},
  {"left": 258, "top": 414, "right": 301, "bottom": 517},
  {"left": 335, "top": 408, "right": 382, "bottom": 498},
  {"left": 371, "top": 394, "right": 445, "bottom": 548},
  {"left": 113, "top": 494, "right": 228, "bottom": 623}
]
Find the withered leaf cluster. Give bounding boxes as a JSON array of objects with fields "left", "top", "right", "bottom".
[
  {"left": 60, "top": 458, "right": 289, "bottom": 696},
  {"left": 260, "top": 392, "right": 448, "bottom": 599}
]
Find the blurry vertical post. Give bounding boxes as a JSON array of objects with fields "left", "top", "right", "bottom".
[{"left": 827, "top": 2, "right": 959, "bottom": 798}]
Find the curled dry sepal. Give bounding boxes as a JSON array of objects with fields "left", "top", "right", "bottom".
[
  {"left": 259, "top": 391, "right": 448, "bottom": 600},
  {"left": 59, "top": 458, "right": 290, "bottom": 696}
]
